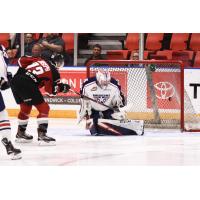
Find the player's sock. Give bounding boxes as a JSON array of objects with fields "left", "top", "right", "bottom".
[
  {"left": 16, "top": 104, "right": 33, "bottom": 142},
  {"left": 35, "top": 102, "right": 55, "bottom": 145},
  {"left": 0, "top": 110, "right": 12, "bottom": 140}
]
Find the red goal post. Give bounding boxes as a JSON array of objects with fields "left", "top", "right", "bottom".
[{"left": 86, "top": 60, "right": 188, "bottom": 131}]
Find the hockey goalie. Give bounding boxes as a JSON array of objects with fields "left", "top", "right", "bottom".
[{"left": 79, "top": 69, "right": 144, "bottom": 136}]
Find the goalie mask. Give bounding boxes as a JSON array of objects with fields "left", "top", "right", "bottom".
[
  {"left": 51, "top": 54, "right": 64, "bottom": 69},
  {"left": 96, "top": 70, "right": 111, "bottom": 89}
]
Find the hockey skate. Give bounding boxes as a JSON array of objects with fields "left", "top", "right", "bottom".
[
  {"left": 1, "top": 138, "right": 22, "bottom": 160},
  {"left": 15, "top": 127, "right": 33, "bottom": 143},
  {"left": 38, "top": 128, "right": 56, "bottom": 146}
]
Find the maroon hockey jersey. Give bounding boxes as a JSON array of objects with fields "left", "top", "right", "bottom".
[{"left": 18, "top": 56, "right": 60, "bottom": 95}]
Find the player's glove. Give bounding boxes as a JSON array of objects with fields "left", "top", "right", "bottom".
[
  {"left": 0, "top": 77, "right": 10, "bottom": 90},
  {"left": 58, "top": 83, "right": 70, "bottom": 93}
]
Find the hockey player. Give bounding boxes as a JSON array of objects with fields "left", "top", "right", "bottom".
[
  {"left": 10, "top": 44, "right": 70, "bottom": 144},
  {"left": 0, "top": 44, "right": 21, "bottom": 159},
  {"left": 79, "top": 69, "right": 144, "bottom": 136}
]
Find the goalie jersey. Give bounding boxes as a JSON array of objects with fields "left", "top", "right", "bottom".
[{"left": 80, "top": 77, "right": 125, "bottom": 112}]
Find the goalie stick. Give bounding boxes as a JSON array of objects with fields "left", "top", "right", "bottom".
[
  {"left": 69, "top": 89, "right": 134, "bottom": 113},
  {"left": 69, "top": 89, "right": 119, "bottom": 111}
]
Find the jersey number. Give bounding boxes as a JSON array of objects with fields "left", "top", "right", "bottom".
[
  {"left": 26, "top": 61, "right": 50, "bottom": 75},
  {"left": 31, "top": 66, "right": 44, "bottom": 75}
]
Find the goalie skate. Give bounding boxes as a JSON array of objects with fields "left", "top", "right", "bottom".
[{"left": 1, "top": 138, "right": 22, "bottom": 160}]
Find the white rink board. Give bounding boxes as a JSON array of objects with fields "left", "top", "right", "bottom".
[
  {"left": 4, "top": 66, "right": 200, "bottom": 114},
  {"left": 3, "top": 66, "right": 81, "bottom": 111},
  {"left": 184, "top": 68, "right": 200, "bottom": 113}
]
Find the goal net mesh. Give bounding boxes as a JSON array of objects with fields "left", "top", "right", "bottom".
[{"left": 87, "top": 60, "right": 200, "bottom": 130}]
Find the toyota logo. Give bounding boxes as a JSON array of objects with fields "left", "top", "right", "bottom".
[{"left": 154, "top": 82, "right": 175, "bottom": 99}]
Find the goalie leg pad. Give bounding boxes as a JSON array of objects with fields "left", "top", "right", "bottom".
[
  {"left": 89, "top": 119, "right": 144, "bottom": 136},
  {"left": 121, "top": 120, "right": 144, "bottom": 136}
]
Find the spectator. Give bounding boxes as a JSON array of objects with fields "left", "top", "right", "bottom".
[
  {"left": 10, "top": 33, "right": 35, "bottom": 58},
  {"left": 11, "top": 33, "right": 21, "bottom": 58},
  {"left": 130, "top": 52, "right": 139, "bottom": 60},
  {"left": 6, "top": 49, "right": 18, "bottom": 65},
  {"left": 38, "top": 33, "right": 65, "bottom": 61},
  {"left": 24, "top": 33, "right": 36, "bottom": 56},
  {"left": 84, "top": 44, "right": 105, "bottom": 66}
]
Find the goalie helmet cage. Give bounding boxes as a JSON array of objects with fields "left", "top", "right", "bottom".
[{"left": 86, "top": 60, "right": 200, "bottom": 132}]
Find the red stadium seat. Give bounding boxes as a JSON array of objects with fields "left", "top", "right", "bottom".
[
  {"left": 190, "top": 33, "right": 200, "bottom": 51},
  {"left": 193, "top": 51, "right": 200, "bottom": 67},
  {"left": 144, "top": 50, "right": 155, "bottom": 59},
  {"left": 170, "top": 33, "right": 190, "bottom": 50},
  {"left": 157, "top": 50, "right": 194, "bottom": 67},
  {"left": 0, "top": 33, "right": 10, "bottom": 48},
  {"left": 181, "top": 50, "right": 194, "bottom": 60},
  {"left": 107, "top": 50, "right": 130, "bottom": 60},
  {"left": 149, "top": 55, "right": 167, "bottom": 60},
  {"left": 145, "top": 33, "right": 164, "bottom": 50},
  {"left": 125, "top": 33, "right": 139, "bottom": 50},
  {"left": 156, "top": 50, "right": 173, "bottom": 60},
  {"left": 156, "top": 50, "right": 173, "bottom": 59},
  {"left": 62, "top": 33, "right": 74, "bottom": 54},
  {"left": 32, "top": 33, "right": 41, "bottom": 40},
  {"left": 172, "top": 51, "right": 191, "bottom": 67}
]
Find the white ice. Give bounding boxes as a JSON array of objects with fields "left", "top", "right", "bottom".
[{"left": 1, "top": 118, "right": 200, "bottom": 166}]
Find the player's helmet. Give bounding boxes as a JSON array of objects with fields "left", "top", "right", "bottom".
[
  {"left": 51, "top": 54, "right": 64, "bottom": 69},
  {"left": 96, "top": 69, "right": 111, "bottom": 89}
]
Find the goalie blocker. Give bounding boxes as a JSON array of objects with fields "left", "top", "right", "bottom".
[{"left": 87, "top": 119, "right": 144, "bottom": 136}]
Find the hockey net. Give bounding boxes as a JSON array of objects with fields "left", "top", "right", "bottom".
[{"left": 86, "top": 60, "right": 200, "bottom": 131}]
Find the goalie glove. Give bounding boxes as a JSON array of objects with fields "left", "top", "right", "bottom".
[
  {"left": 0, "top": 77, "right": 10, "bottom": 90},
  {"left": 58, "top": 83, "right": 70, "bottom": 93},
  {"left": 78, "top": 99, "right": 92, "bottom": 123}
]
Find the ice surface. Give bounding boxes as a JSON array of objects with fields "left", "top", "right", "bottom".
[{"left": 1, "top": 118, "right": 200, "bottom": 166}]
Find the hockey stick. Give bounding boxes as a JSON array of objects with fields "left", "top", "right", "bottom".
[
  {"left": 69, "top": 89, "right": 135, "bottom": 113},
  {"left": 69, "top": 89, "right": 119, "bottom": 111},
  {"left": 69, "top": 89, "right": 133, "bottom": 112}
]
